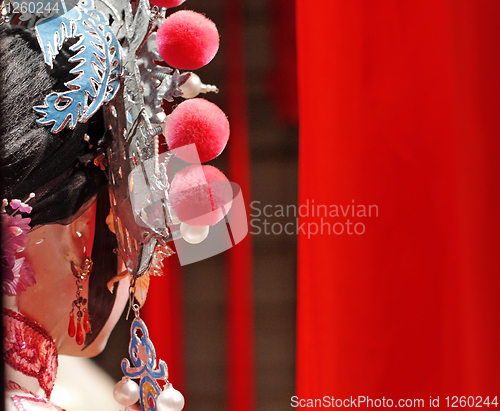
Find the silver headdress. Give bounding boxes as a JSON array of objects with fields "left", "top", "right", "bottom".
[{"left": 1, "top": 0, "right": 247, "bottom": 282}]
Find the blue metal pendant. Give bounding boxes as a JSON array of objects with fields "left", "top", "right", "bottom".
[{"left": 121, "top": 314, "right": 168, "bottom": 411}]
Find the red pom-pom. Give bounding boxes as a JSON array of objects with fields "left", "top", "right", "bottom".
[
  {"left": 169, "top": 165, "right": 232, "bottom": 226},
  {"left": 156, "top": 10, "right": 219, "bottom": 70},
  {"left": 150, "top": 0, "right": 186, "bottom": 8},
  {"left": 164, "top": 98, "right": 229, "bottom": 163}
]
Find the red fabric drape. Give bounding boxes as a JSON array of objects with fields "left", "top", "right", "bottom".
[
  {"left": 225, "top": 0, "right": 255, "bottom": 410},
  {"left": 297, "top": 0, "right": 500, "bottom": 405},
  {"left": 267, "top": 0, "right": 298, "bottom": 125}
]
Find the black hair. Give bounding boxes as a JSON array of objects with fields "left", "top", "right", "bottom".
[
  {"left": 0, "top": 25, "right": 118, "bottom": 347},
  {"left": 0, "top": 25, "right": 106, "bottom": 227}
]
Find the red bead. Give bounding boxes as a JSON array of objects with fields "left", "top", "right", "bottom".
[
  {"left": 170, "top": 164, "right": 232, "bottom": 226},
  {"left": 156, "top": 10, "right": 219, "bottom": 70},
  {"left": 149, "top": 0, "right": 186, "bottom": 7},
  {"left": 163, "top": 98, "right": 230, "bottom": 163},
  {"left": 83, "top": 310, "right": 91, "bottom": 333},
  {"left": 68, "top": 312, "right": 75, "bottom": 337},
  {"left": 76, "top": 319, "right": 84, "bottom": 345}
]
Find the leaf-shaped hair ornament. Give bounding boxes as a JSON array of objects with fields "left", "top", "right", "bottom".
[{"left": 33, "top": 0, "right": 122, "bottom": 133}]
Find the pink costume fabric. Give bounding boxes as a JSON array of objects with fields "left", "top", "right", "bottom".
[
  {"left": 11, "top": 394, "right": 65, "bottom": 411},
  {"left": 3, "top": 308, "right": 62, "bottom": 410}
]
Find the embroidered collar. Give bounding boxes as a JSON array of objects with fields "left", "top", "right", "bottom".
[{"left": 3, "top": 308, "right": 58, "bottom": 398}]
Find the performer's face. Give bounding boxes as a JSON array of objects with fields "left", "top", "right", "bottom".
[{"left": 16, "top": 202, "right": 129, "bottom": 357}]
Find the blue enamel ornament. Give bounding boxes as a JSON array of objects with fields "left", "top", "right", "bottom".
[
  {"left": 121, "top": 315, "right": 168, "bottom": 411},
  {"left": 33, "top": 0, "right": 121, "bottom": 133}
]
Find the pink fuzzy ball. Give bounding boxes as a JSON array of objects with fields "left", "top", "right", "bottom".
[
  {"left": 150, "top": 0, "right": 186, "bottom": 8},
  {"left": 156, "top": 10, "right": 219, "bottom": 70},
  {"left": 164, "top": 98, "right": 229, "bottom": 163},
  {"left": 169, "top": 165, "right": 233, "bottom": 226}
]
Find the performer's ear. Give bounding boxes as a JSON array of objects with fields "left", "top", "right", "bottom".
[{"left": 68, "top": 201, "right": 97, "bottom": 262}]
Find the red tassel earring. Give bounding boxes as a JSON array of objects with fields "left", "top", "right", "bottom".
[{"left": 68, "top": 257, "right": 93, "bottom": 345}]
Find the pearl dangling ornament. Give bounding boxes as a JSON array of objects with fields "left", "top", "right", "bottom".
[
  {"left": 113, "top": 377, "right": 140, "bottom": 406},
  {"left": 180, "top": 223, "right": 209, "bottom": 244},
  {"left": 157, "top": 384, "right": 185, "bottom": 411},
  {"left": 179, "top": 73, "right": 218, "bottom": 99}
]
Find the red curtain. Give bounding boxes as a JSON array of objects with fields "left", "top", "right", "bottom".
[
  {"left": 225, "top": 1, "right": 255, "bottom": 411},
  {"left": 267, "top": 0, "right": 298, "bottom": 125},
  {"left": 297, "top": 0, "right": 500, "bottom": 405}
]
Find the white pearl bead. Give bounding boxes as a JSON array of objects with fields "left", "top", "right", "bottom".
[
  {"left": 156, "top": 111, "right": 167, "bottom": 124},
  {"left": 12, "top": 227, "right": 23, "bottom": 236},
  {"left": 180, "top": 223, "right": 209, "bottom": 244},
  {"left": 157, "top": 384, "right": 185, "bottom": 411},
  {"left": 179, "top": 73, "right": 202, "bottom": 99},
  {"left": 113, "top": 378, "right": 140, "bottom": 406}
]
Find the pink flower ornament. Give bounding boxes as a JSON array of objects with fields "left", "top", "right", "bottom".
[
  {"left": 9, "top": 199, "right": 33, "bottom": 213},
  {"left": 1, "top": 197, "right": 36, "bottom": 296}
]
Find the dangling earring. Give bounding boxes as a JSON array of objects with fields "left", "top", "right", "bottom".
[
  {"left": 113, "top": 285, "right": 185, "bottom": 411},
  {"left": 68, "top": 257, "right": 93, "bottom": 345}
]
